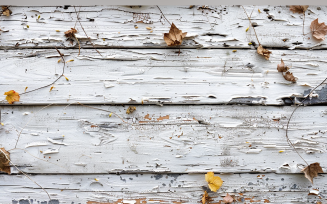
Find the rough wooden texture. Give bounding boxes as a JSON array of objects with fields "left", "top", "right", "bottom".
[
  {"left": 1, "top": 173, "right": 326, "bottom": 203},
  {"left": 0, "top": 105, "right": 326, "bottom": 174},
  {"left": 1, "top": 49, "right": 327, "bottom": 105},
  {"left": 0, "top": 6, "right": 326, "bottom": 49}
]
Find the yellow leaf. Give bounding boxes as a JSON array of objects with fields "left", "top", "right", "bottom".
[
  {"left": 64, "top": 75, "right": 69, "bottom": 81},
  {"left": 135, "top": 26, "right": 138, "bottom": 29},
  {"left": 103, "top": 38, "right": 105, "bottom": 41},
  {"left": 1, "top": 123, "right": 4, "bottom": 126},
  {"left": 279, "top": 150, "right": 284, "bottom": 153},
  {"left": 94, "top": 178, "right": 99, "bottom": 181},
  {"left": 150, "top": 30, "right": 153, "bottom": 33},
  {"left": 109, "top": 113, "right": 112, "bottom": 117},
  {"left": 4, "top": 90, "right": 20, "bottom": 104},
  {"left": 146, "top": 27, "right": 152, "bottom": 30},
  {"left": 248, "top": 42, "right": 252, "bottom": 45},
  {"left": 58, "top": 58, "right": 62, "bottom": 63},
  {"left": 56, "top": 30, "right": 60, "bottom": 32},
  {"left": 246, "top": 27, "right": 249, "bottom": 32},
  {"left": 205, "top": 172, "right": 223, "bottom": 192},
  {"left": 49, "top": 86, "right": 54, "bottom": 92},
  {"left": 67, "top": 59, "right": 74, "bottom": 62},
  {"left": 27, "top": 25, "right": 29, "bottom": 28},
  {"left": 24, "top": 87, "right": 28, "bottom": 92},
  {"left": 232, "top": 50, "right": 237, "bottom": 52},
  {"left": 258, "top": 9, "right": 261, "bottom": 13},
  {"left": 38, "top": 15, "right": 40, "bottom": 20}
]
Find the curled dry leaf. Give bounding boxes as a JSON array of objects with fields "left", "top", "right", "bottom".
[
  {"left": 310, "top": 18, "right": 327, "bottom": 40},
  {"left": 4, "top": 90, "right": 20, "bottom": 104},
  {"left": 283, "top": 71, "right": 297, "bottom": 83},
  {"left": 64, "top": 28, "right": 78, "bottom": 38},
  {"left": 205, "top": 172, "right": 223, "bottom": 192},
  {"left": 202, "top": 191, "right": 212, "bottom": 204},
  {"left": 126, "top": 106, "right": 136, "bottom": 114},
  {"left": 2, "top": 6, "right": 12, "bottom": 16},
  {"left": 289, "top": 5, "right": 309, "bottom": 13},
  {"left": 302, "top": 162, "right": 323, "bottom": 184},
  {"left": 277, "top": 59, "right": 289, "bottom": 72},
  {"left": 164, "top": 23, "right": 187, "bottom": 46},
  {"left": 223, "top": 193, "right": 234, "bottom": 203},
  {"left": 257, "top": 45, "right": 272, "bottom": 60},
  {"left": 0, "top": 148, "right": 10, "bottom": 174}
]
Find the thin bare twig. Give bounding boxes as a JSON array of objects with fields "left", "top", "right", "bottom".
[
  {"left": 73, "top": 6, "right": 103, "bottom": 57},
  {"left": 241, "top": 6, "right": 260, "bottom": 45},
  {"left": 286, "top": 77, "right": 327, "bottom": 165},
  {"left": 20, "top": 48, "right": 65, "bottom": 96},
  {"left": 0, "top": 148, "right": 51, "bottom": 200},
  {"left": 156, "top": 6, "right": 172, "bottom": 26}
]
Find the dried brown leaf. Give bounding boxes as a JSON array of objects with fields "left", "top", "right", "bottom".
[
  {"left": 2, "top": 6, "right": 12, "bottom": 16},
  {"left": 283, "top": 71, "right": 297, "bottom": 82},
  {"left": 302, "top": 162, "right": 323, "bottom": 184},
  {"left": 310, "top": 18, "right": 327, "bottom": 40},
  {"left": 257, "top": 45, "right": 272, "bottom": 60},
  {"left": 126, "top": 106, "right": 136, "bottom": 114},
  {"left": 164, "top": 23, "right": 187, "bottom": 46},
  {"left": 277, "top": 59, "right": 289, "bottom": 72},
  {"left": 64, "top": 28, "right": 78, "bottom": 38},
  {"left": 289, "top": 5, "right": 309, "bottom": 14},
  {"left": 223, "top": 193, "right": 234, "bottom": 203},
  {"left": 0, "top": 148, "right": 10, "bottom": 174},
  {"left": 202, "top": 191, "right": 212, "bottom": 204}
]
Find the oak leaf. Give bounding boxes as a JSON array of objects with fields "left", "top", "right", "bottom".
[
  {"left": 283, "top": 71, "right": 297, "bottom": 82},
  {"left": 257, "top": 45, "right": 272, "bottom": 60},
  {"left": 277, "top": 59, "right": 289, "bottom": 72},
  {"left": 0, "top": 148, "right": 10, "bottom": 174},
  {"left": 289, "top": 5, "right": 309, "bottom": 13},
  {"left": 2, "top": 6, "right": 12, "bottom": 16},
  {"left": 205, "top": 172, "right": 223, "bottom": 192},
  {"left": 302, "top": 162, "right": 323, "bottom": 184},
  {"left": 202, "top": 191, "right": 212, "bottom": 204},
  {"left": 164, "top": 23, "right": 187, "bottom": 46},
  {"left": 310, "top": 18, "right": 327, "bottom": 40},
  {"left": 4, "top": 90, "right": 20, "bottom": 104},
  {"left": 223, "top": 193, "right": 234, "bottom": 203}
]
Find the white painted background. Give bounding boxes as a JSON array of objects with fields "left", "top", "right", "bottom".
[{"left": 0, "top": 5, "right": 327, "bottom": 204}]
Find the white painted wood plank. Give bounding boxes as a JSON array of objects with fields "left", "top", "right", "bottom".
[
  {"left": 1, "top": 49, "right": 327, "bottom": 105},
  {"left": 1, "top": 173, "right": 326, "bottom": 203},
  {"left": 0, "top": 5, "right": 326, "bottom": 49},
  {"left": 1, "top": 105, "right": 326, "bottom": 174}
]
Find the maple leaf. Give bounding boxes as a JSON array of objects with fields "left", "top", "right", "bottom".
[
  {"left": 289, "top": 5, "right": 309, "bottom": 13},
  {"left": 202, "top": 191, "right": 212, "bottom": 204},
  {"left": 205, "top": 172, "right": 223, "bottom": 192},
  {"left": 277, "top": 59, "right": 289, "bottom": 72},
  {"left": 257, "top": 45, "right": 272, "bottom": 60},
  {"left": 302, "top": 162, "right": 323, "bottom": 184},
  {"left": 223, "top": 193, "right": 234, "bottom": 203},
  {"left": 164, "top": 23, "right": 187, "bottom": 46},
  {"left": 64, "top": 28, "right": 78, "bottom": 38},
  {"left": 4, "top": 90, "right": 20, "bottom": 104},
  {"left": 126, "top": 106, "right": 136, "bottom": 114},
  {"left": 310, "top": 18, "right": 327, "bottom": 40},
  {"left": 2, "top": 6, "right": 12, "bottom": 16},
  {"left": 283, "top": 71, "right": 297, "bottom": 82},
  {"left": 0, "top": 148, "right": 10, "bottom": 174}
]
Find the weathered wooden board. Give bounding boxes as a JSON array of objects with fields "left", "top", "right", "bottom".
[
  {"left": 0, "top": 6, "right": 326, "bottom": 49},
  {"left": 1, "top": 49, "right": 327, "bottom": 105},
  {"left": 1, "top": 105, "right": 326, "bottom": 174},
  {"left": 1, "top": 173, "right": 326, "bottom": 203}
]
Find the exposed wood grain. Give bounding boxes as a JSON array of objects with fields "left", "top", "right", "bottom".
[
  {"left": 1, "top": 105, "right": 326, "bottom": 174},
  {"left": 1, "top": 173, "right": 326, "bottom": 203},
  {"left": 1, "top": 49, "right": 327, "bottom": 105},
  {"left": 0, "top": 6, "right": 326, "bottom": 49}
]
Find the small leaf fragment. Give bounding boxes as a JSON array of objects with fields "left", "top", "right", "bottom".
[
  {"left": 245, "top": 27, "right": 249, "bottom": 32},
  {"left": 146, "top": 27, "right": 152, "bottom": 30},
  {"left": 94, "top": 178, "right": 99, "bottom": 181},
  {"left": 58, "top": 58, "right": 62, "bottom": 63},
  {"left": 0, "top": 148, "right": 10, "bottom": 174},
  {"left": 126, "top": 106, "right": 136, "bottom": 114},
  {"left": 232, "top": 50, "right": 237, "bottom": 52},
  {"left": 277, "top": 59, "right": 289, "bottom": 72},
  {"left": 26, "top": 25, "right": 29, "bottom": 28},
  {"left": 279, "top": 150, "right": 284, "bottom": 153},
  {"left": 302, "top": 162, "right": 323, "bottom": 184},
  {"left": 37, "top": 15, "right": 40, "bottom": 20},
  {"left": 67, "top": 59, "right": 74, "bottom": 62},
  {"left": 64, "top": 75, "right": 69, "bottom": 81},
  {"left": 258, "top": 9, "right": 261, "bottom": 13},
  {"left": 205, "top": 172, "right": 223, "bottom": 192},
  {"left": 310, "top": 18, "right": 327, "bottom": 40},
  {"left": 248, "top": 42, "right": 252, "bottom": 45},
  {"left": 2, "top": 6, "right": 12, "bottom": 16},
  {"left": 4, "top": 90, "right": 20, "bottom": 104},
  {"left": 49, "top": 86, "right": 54, "bottom": 92},
  {"left": 164, "top": 23, "right": 187, "bottom": 46},
  {"left": 257, "top": 45, "right": 272, "bottom": 60},
  {"left": 1, "top": 123, "right": 4, "bottom": 126},
  {"left": 223, "top": 193, "right": 234, "bottom": 203},
  {"left": 109, "top": 113, "right": 112, "bottom": 117},
  {"left": 56, "top": 30, "right": 60, "bottom": 32},
  {"left": 202, "top": 191, "right": 212, "bottom": 204},
  {"left": 64, "top": 28, "right": 77, "bottom": 38},
  {"left": 283, "top": 71, "right": 297, "bottom": 82},
  {"left": 24, "top": 87, "right": 28, "bottom": 92}
]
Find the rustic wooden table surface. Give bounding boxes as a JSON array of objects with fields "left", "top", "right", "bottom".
[{"left": 0, "top": 5, "right": 327, "bottom": 204}]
